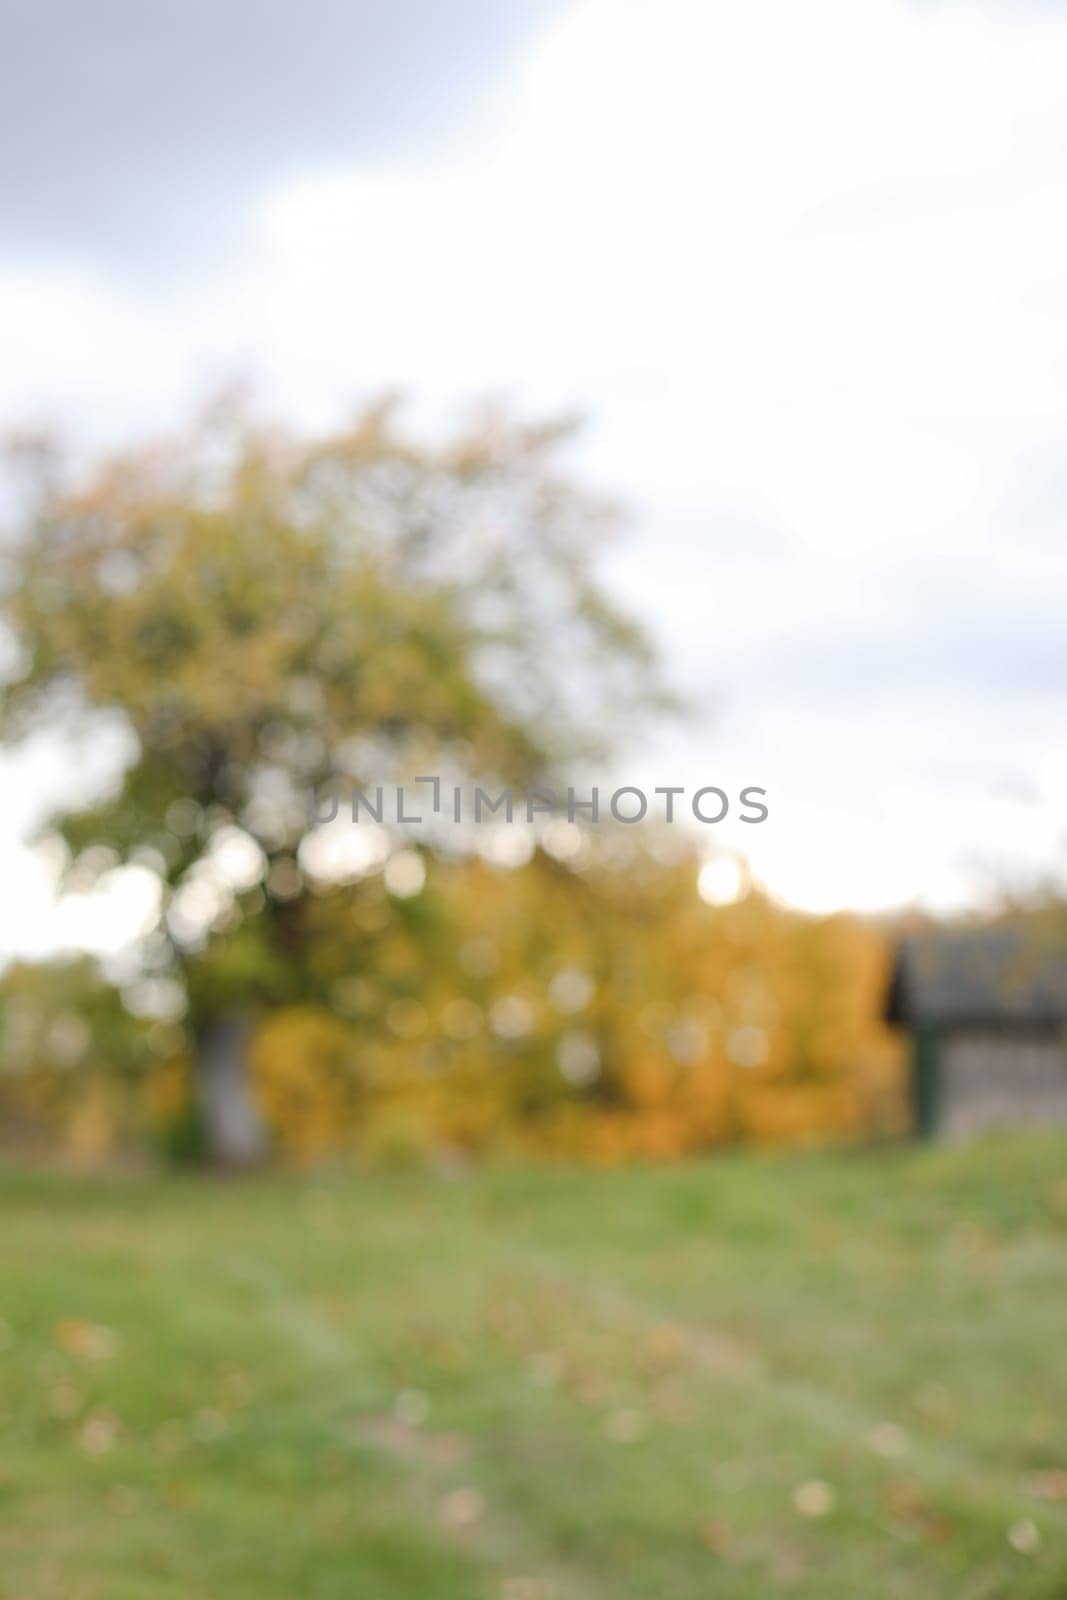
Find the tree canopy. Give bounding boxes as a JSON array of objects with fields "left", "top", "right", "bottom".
[{"left": 0, "top": 401, "right": 667, "bottom": 1158}]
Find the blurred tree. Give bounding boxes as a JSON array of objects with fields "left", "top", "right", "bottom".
[
  {"left": 0, "top": 400, "right": 666, "bottom": 1163},
  {"left": 244, "top": 838, "right": 904, "bottom": 1164},
  {"left": 0, "top": 956, "right": 166, "bottom": 1158}
]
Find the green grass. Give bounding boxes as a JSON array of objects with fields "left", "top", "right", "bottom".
[{"left": 2, "top": 1133, "right": 1067, "bottom": 1599}]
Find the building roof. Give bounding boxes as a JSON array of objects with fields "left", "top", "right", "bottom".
[{"left": 885, "top": 926, "right": 1067, "bottom": 1029}]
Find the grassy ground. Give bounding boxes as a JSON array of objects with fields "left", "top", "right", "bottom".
[{"left": 2, "top": 1134, "right": 1066, "bottom": 1599}]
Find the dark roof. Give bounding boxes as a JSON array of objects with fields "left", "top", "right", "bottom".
[{"left": 885, "top": 927, "right": 1067, "bottom": 1029}]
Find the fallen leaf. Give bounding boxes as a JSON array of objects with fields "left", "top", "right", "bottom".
[
  {"left": 792, "top": 1480, "right": 835, "bottom": 1518},
  {"left": 439, "top": 1486, "right": 486, "bottom": 1529}
]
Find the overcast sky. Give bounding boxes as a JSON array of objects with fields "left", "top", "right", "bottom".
[{"left": 2, "top": 0, "right": 1067, "bottom": 955}]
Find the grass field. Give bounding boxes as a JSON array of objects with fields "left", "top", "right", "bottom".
[{"left": 2, "top": 1134, "right": 1066, "bottom": 1599}]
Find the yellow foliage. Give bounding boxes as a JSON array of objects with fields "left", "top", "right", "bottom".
[
  {"left": 250, "top": 1009, "right": 358, "bottom": 1161},
  {"left": 66, "top": 1080, "right": 123, "bottom": 1164}
]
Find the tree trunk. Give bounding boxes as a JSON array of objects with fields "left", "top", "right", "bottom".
[{"left": 194, "top": 1018, "right": 268, "bottom": 1167}]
